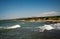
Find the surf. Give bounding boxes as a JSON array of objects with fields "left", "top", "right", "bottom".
[
  {"left": 0, "top": 25, "right": 21, "bottom": 29},
  {"left": 38, "top": 25, "right": 54, "bottom": 32},
  {"left": 50, "top": 23, "right": 60, "bottom": 29}
]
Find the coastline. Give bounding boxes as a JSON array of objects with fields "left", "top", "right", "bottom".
[{"left": 0, "top": 16, "right": 60, "bottom": 23}]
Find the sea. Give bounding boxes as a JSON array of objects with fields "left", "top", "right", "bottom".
[{"left": 0, "top": 20, "right": 60, "bottom": 39}]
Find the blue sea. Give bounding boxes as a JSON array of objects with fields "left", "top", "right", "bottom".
[{"left": 0, "top": 20, "right": 60, "bottom": 39}]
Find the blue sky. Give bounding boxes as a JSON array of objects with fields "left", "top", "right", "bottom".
[{"left": 0, "top": 0, "right": 60, "bottom": 20}]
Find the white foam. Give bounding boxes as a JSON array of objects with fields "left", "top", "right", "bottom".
[
  {"left": 0, "top": 25, "right": 21, "bottom": 29},
  {"left": 38, "top": 25, "right": 54, "bottom": 32},
  {"left": 51, "top": 23, "right": 60, "bottom": 29}
]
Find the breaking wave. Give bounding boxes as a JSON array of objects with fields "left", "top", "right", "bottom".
[
  {"left": 50, "top": 23, "right": 60, "bottom": 29},
  {"left": 0, "top": 25, "right": 21, "bottom": 29},
  {"left": 37, "top": 23, "right": 60, "bottom": 32},
  {"left": 38, "top": 25, "right": 54, "bottom": 32}
]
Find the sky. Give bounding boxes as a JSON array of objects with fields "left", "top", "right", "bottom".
[{"left": 0, "top": 0, "right": 60, "bottom": 20}]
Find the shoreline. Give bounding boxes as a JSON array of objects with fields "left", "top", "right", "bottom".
[{"left": 19, "top": 20, "right": 60, "bottom": 23}]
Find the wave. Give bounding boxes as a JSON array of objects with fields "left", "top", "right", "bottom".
[
  {"left": 50, "top": 23, "right": 60, "bottom": 29},
  {"left": 0, "top": 25, "right": 21, "bottom": 29},
  {"left": 38, "top": 25, "right": 54, "bottom": 32},
  {"left": 37, "top": 23, "right": 60, "bottom": 32}
]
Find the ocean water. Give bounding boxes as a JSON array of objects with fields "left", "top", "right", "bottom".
[{"left": 0, "top": 20, "right": 60, "bottom": 39}]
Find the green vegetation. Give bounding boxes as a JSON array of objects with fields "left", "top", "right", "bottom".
[
  {"left": 0, "top": 16, "right": 60, "bottom": 22},
  {"left": 16, "top": 16, "right": 60, "bottom": 22}
]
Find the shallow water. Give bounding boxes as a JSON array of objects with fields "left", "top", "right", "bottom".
[{"left": 0, "top": 20, "right": 60, "bottom": 39}]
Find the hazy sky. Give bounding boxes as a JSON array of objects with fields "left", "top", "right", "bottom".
[{"left": 0, "top": 0, "right": 60, "bottom": 20}]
